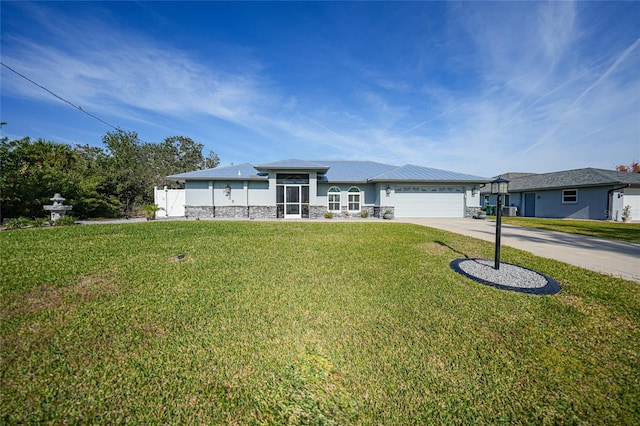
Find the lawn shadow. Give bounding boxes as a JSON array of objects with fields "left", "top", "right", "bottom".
[{"left": 435, "top": 241, "right": 470, "bottom": 259}]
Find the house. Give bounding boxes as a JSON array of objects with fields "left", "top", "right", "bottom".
[
  {"left": 482, "top": 168, "right": 640, "bottom": 221},
  {"left": 166, "top": 159, "right": 489, "bottom": 219}
]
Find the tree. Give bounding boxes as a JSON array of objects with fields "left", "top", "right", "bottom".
[
  {"left": 102, "top": 129, "right": 148, "bottom": 211},
  {"left": 1, "top": 129, "right": 219, "bottom": 220},
  {"left": 616, "top": 161, "right": 640, "bottom": 173},
  {"left": 0, "top": 138, "right": 121, "bottom": 220}
]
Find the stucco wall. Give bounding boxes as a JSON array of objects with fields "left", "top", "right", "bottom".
[
  {"left": 317, "top": 183, "right": 376, "bottom": 211},
  {"left": 185, "top": 181, "right": 212, "bottom": 206}
]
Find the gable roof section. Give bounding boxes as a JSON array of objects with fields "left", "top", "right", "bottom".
[
  {"left": 167, "top": 163, "right": 264, "bottom": 181},
  {"left": 370, "top": 164, "right": 488, "bottom": 183},
  {"left": 505, "top": 168, "right": 640, "bottom": 192}
]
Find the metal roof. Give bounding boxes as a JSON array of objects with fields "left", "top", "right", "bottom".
[
  {"left": 487, "top": 168, "right": 640, "bottom": 192},
  {"left": 319, "top": 161, "right": 397, "bottom": 182},
  {"left": 255, "top": 159, "right": 330, "bottom": 171},
  {"left": 166, "top": 159, "right": 490, "bottom": 183},
  {"left": 370, "top": 164, "right": 488, "bottom": 182},
  {"left": 167, "top": 163, "right": 264, "bottom": 181}
]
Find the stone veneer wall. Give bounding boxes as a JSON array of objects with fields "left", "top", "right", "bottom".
[
  {"left": 186, "top": 205, "right": 398, "bottom": 219},
  {"left": 309, "top": 205, "right": 326, "bottom": 219},
  {"left": 185, "top": 205, "right": 277, "bottom": 219},
  {"left": 185, "top": 206, "right": 214, "bottom": 219},
  {"left": 466, "top": 206, "right": 482, "bottom": 218},
  {"left": 374, "top": 206, "right": 395, "bottom": 218}
]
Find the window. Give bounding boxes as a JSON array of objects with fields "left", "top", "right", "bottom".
[
  {"left": 563, "top": 189, "right": 578, "bottom": 204},
  {"left": 328, "top": 186, "right": 341, "bottom": 211},
  {"left": 348, "top": 186, "right": 361, "bottom": 211}
]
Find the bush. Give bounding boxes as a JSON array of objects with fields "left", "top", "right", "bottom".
[
  {"left": 5, "top": 217, "right": 32, "bottom": 230},
  {"left": 54, "top": 215, "right": 77, "bottom": 226},
  {"left": 140, "top": 204, "right": 164, "bottom": 220},
  {"left": 31, "top": 217, "right": 50, "bottom": 227},
  {"left": 324, "top": 211, "right": 334, "bottom": 219},
  {"left": 360, "top": 210, "right": 369, "bottom": 218}
]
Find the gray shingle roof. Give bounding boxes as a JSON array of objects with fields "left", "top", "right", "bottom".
[{"left": 497, "top": 168, "right": 640, "bottom": 192}]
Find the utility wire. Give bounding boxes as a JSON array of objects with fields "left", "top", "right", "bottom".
[{"left": 1, "top": 61, "right": 119, "bottom": 130}]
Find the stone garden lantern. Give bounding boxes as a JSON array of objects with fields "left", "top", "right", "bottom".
[{"left": 43, "top": 193, "right": 73, "bottom": 222}]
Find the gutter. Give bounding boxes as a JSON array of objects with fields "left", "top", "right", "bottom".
[{"left": 607, "top": 184, "right": 630, "bottom": 221}]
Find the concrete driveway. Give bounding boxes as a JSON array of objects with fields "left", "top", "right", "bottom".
[{"left": 399, "top": 218, "right": 640, "bottom": 283}]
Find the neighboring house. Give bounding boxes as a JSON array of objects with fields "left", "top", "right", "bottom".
[
  {"left": 482, "top": 168, "right": 640, "bottom": 221},
  {"left": 166, "top": 159, "right": 489, "bottom": 219}
]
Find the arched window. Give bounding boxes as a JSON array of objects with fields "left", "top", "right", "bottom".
[
  {"left": 328, "top": 186, "right": 341, "bottom": 212},
  {"left": 348, "top": 186, "right": 361, "bottom": 212}
]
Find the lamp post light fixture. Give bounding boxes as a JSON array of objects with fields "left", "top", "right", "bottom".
[{"left": 491, "top": 177, "right": 510, "bottom": 270}]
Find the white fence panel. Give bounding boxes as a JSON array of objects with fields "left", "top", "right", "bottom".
[{"left": 154, "top": 187, "right": 185, "bottom": 217}]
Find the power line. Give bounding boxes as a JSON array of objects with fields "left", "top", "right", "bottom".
[{"left": 1, "top": 61, "right": 119, "bottom": 130}]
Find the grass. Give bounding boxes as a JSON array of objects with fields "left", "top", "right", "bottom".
[
  {"left": 502, "top": 217, "right": 640, "bottom": 244},
  {"left": 1, "top": 221, "right": 639, "bottom": 424}
]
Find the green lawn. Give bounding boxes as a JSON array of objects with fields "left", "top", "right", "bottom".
[
  {"left": 502, "top": 217, "right": 640, "bottom": 244},
  {"left": 1, "top": 221, "right": 639, "bottom": 424}
]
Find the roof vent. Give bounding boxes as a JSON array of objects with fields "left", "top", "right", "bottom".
[{"left": 237, "top": 170, "right": 242, "bottom": 176}]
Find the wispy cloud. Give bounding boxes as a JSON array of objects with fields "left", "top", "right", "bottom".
[{"left": 2, "top": 1, "right": 638, "bottom": 175}]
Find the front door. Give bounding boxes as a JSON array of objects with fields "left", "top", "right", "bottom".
[
  {"left": 285, "top": 185, "right": 301, "bottom": 218},
  {"left": 524, "top": 193, "right": 536, "bottom": 217},
  {"left": 276, "top": 174, "right": 310, "bottom": 219}
]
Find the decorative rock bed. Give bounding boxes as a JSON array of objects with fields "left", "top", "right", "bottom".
[{"left": 450, "top": 258, "right": 561, "bottom": 295}]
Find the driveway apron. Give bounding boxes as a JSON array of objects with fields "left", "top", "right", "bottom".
[{"left": 399, "top": 218, "right": 640, "bottom": 283}]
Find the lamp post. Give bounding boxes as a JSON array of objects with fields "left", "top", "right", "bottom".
[{"left": 491, "top": 177, "right": 509, "bottom": 270}]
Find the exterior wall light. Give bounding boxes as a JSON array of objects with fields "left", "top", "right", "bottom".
[
  {"left": 490, "top": 177, "right": 510, "bottom": 270},
  {"left": 224, "top": 184, "right": 231, "bottom": 197},
  {"left": 386, "top": 185, "right": 392, "bottom": 197},
  {"left": 472, "top": 188, "right": 479, "bottom": 196}
]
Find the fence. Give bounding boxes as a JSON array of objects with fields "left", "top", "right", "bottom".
[{"left": 153, "top": 187, "right": 185, "bottom": 217}]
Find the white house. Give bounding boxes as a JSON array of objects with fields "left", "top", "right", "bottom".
[{"left": 166, "top": 159, "right": 489, "bottom": 219}]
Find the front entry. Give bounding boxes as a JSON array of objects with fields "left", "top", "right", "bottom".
[
  {"left": 285, "top": 185, "right": 301, "bottom": 218},
  {"left": 524, "top": 193, "right": 536, "bottom": 217},
  {"left": 277, "top": 174, "right": 310, "bottom": 218}
]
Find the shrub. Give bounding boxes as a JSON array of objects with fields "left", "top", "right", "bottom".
[
  {"left": 54, "top": 215, "right": 77, "bottom": 226},
  {"left": 324, "top": 211, "right": 334, "bottom": 219},
  {"left": 360, "top": 210, "right": 369, "bottom": 218},
  {"left": 5, "top": 217, "right": 32, "bottom": 230},
  {"left": 31, "top": 217, "right": 50, "bottom": 227},
  {"left": 140, "top": 204, "right": 164, "bottom": 220}
]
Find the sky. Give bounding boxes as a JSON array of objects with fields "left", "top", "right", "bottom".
[{"left": 1, "top": 1, "right": 639, "bottom": 177}]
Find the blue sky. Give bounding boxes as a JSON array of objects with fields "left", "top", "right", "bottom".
[{"left": 1, "top": 1, "right": 639, "bottom": 177}]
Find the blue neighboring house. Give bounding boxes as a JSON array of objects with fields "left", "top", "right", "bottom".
[
  {"left": 482, "top": 168, "right": 640, "bottom": 221},
  {"left": 167, "top": 159, "right": 489, "bottom": 219}
]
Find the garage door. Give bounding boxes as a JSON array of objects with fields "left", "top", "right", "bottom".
[
  {"left": 624, "top": 189, "right": 640, "bottom": 221},
  {"left": 393, "top": 186, "right": 465, "bottom": 218}
]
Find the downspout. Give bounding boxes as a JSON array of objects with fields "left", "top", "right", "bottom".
[
  {"left": 246, "top": 180, "right": 250, "bottom": 218},
  {"left": 607, "top": 184, "right": 630, "bottom": 221},
  {"left": 211, "top": 180, "right": 215, "bottom": 218}
]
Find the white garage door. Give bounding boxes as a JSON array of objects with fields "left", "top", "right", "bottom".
[
  {"left": 393, "top": 186, "right": 465, "bottom": 218},
  {"left": 624, "top": 189, "right": 640, "bottom": 221}
]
